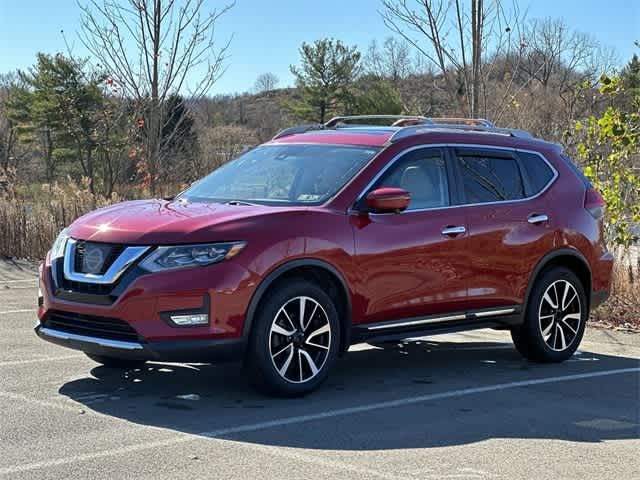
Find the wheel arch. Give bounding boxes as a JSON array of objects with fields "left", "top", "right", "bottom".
[
  {"left": 243, "top": 259, "right": 353, "bottom": 353},
  {"left": 524, "top": 248, "right": 593, "bottom": 311}
]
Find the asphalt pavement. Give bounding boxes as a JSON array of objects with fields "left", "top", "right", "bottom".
[{"left": 1, "top": 260, "right": 638, "bottom": 480}]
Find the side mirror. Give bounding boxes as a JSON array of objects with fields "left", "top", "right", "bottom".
[{"left": 365, "top": 187, "right": 411, "bottom": 213}]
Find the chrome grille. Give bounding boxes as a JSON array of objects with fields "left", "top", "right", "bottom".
[
  {"left": 62, "top": 239, "right": 149, "bottom": 285},
  {"left": 74, "top": 241, "right": 126, "bottom": 275}
]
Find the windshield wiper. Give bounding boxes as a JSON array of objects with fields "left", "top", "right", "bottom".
[{"left": 224, "top": 200, "right": 258, "bottom": 206}]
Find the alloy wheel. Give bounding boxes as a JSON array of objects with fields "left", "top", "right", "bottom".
[
  {"left": 538, "top": 280, "right": 582, "bottom": 352},
  {"left": 269, "top": 296, "right": 331, "bottom": 383}
]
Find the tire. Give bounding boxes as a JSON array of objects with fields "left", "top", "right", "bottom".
[
  {"left": 246, "top": 278, "right": 341, "bottom": 397},
  {"left": 511, "top": 266, "right": 588, "bottom": 363},
  {"left": 85, "top": 353, "right": 146, "bottom": 369}
]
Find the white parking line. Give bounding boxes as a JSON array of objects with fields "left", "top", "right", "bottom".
[
  {"left": 0, "top": 279, "right": 37, "bottom": 284},
  {"left": 0, "top": 367, "right": 638, "bottom": 476},
  {"left": 0, "top": 355, "right": 81, "bottom": 367},
  {"left": 0, "top": 309, "right": 34, "bottom": 315},
  {"left": 0, "top": 391, "right": 80, "bottom": 414}
]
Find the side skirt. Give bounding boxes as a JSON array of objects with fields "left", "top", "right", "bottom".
[{"left": 351, "top": 306, "right": 522, "bottom": 345}]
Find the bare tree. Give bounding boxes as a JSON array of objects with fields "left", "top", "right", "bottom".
[
  {"left": 78, "top": 0, "right": 233, "bottom": 193},
  {"left": 0, "top": 74, "right": 18, "bottom": 173},
  {"left": 364, "top": 37, "right": 416, "bottom": 84},
  {"left": 380, "top": 0, "right": 527, "bottom": 119},
  {"left": 253, "top": 72, "right": 279, "bottom": 93},
  {"left": 494, "top": 17, "right": 615, "bottom": 139},
  {"left": 521, "top": 18, "right": 605, "bottom": 91}
]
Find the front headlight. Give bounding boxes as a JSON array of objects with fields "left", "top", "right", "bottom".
[
  {"left": 139, "top": 241, "right": 247, "bottom": 272},
  {"left": 50, "top": 228, "right": 69, "bottom": 260}
]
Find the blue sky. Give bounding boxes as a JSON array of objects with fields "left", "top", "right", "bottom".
[{"left": 0, "top": 0, "right": 637, "bottom": 95}]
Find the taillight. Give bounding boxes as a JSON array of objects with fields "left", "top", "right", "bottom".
[{"left": 584, "top": 187, "right": 605, "bottom": 219}]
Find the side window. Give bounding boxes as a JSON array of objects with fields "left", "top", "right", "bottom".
[
  {"left": 518, "top": 152, "right": 554, "bottom": 195},
  {"left": 373, "top": 148, "right": 449, "bottom": 210},
  {"left": 456, "top": 153, "right": 525, "bottom": 203}
]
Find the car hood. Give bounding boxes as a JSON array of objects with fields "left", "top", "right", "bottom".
[{"left": 67, "top": 199, "right": 284, "bottom": 245}]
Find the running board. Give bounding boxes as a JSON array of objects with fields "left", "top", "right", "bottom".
[{"left": 352, "top": 306, "right": 521, "bottom": 343}]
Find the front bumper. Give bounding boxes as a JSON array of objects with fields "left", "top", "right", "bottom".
[
  {"left": 35, "top": 323, "right": 246, "bottom": 362},
  {"left": 37, "top": 252, "right": 260, "bottom": 362}
]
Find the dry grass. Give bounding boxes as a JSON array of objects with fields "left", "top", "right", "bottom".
[
  {"left": 0, "top": 178, "right": 188, "bottom": 260},
  {"left": 591, "top": 252, "right": 640, "bottom": 331},
  {"left": 0, "top": 179, "right": 123, "bottom": 260},
  {"left": 0, "top": 179, "right": 190, "bottom": 260}
]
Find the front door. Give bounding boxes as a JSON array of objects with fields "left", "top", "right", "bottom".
[{"left": 352, "top": 147, "right": 471, "bottom": 324}]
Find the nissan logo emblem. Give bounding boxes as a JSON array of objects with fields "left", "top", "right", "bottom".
[{"left": 83, "top": 246, "right": 105, "bottom": 274}]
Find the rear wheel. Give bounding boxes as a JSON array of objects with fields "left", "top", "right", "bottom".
[
  {"left": 246, "top": 279, "right": 340, "bottom": 397},
  {"left": 511, "top": 266, "right": 587, "bottom": 362},
  {"left": 85, "top": 353, "right": 146, "bottom": 369}
]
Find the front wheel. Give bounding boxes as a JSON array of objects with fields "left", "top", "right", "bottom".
[
  {"left": 511, "top": 266, "right": 587, "bottom": 363},
  {"left": 246, "top": 279, "right": 341, "bottom": 397}
]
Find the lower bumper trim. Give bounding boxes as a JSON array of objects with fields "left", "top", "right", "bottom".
[
  {"left": 35, "top": 323, "right": 246, "bottom": 363},
  {"left": 38, "top": 327, "right": 144, "bottom": 350}
]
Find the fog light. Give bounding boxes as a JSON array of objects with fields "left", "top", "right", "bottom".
[{"left": 169, "top": 313, "right": 209, "bottom": 326}]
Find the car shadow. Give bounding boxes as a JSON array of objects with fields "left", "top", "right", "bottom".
[{"left": 58, "top": 338, "right": 640, "bottom": 450}]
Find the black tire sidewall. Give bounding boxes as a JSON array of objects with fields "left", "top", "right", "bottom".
[
  {"left": 247, "top": 279, "right": 341, "bottom": 397},
  {"left": 516, "top": 267, "right": 588, "bottom": 362}
]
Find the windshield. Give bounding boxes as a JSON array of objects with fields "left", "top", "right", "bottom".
[{"left": 180, "top": 144, "right": 380, "bottom": 206}]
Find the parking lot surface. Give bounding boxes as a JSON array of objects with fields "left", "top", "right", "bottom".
[{"left": 1, "top": 263, "right": 639, "bottom": 480}]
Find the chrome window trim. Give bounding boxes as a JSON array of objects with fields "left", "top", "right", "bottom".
[
  {"left": 351, "top": 143, "right": 559, "bottom": 215},
  {"left": 38, "top": 327, "right": 144, "bottom": 350},
  {"left": 63, "top": 238, "right": 150, "bottom": 285}
]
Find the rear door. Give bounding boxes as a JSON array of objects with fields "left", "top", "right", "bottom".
[
  {"left": 352, "top": 147, "right": 472, "bottom": 324},
  {"left": 451, "top": 147, "right": 556, "bottom": 309}
]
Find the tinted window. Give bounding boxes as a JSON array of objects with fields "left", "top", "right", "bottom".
[
  {"left": 372, "top": 148, "right": 449, "bottom": 210},
  {"left": 181, "top": 144, "right": 379, "bottom": 206},
  {"left": 457, "top": 154, "right": 524, "bottom": 203},
  {"left": 519, "top": 152, "right": 554, "bottom": 195}
]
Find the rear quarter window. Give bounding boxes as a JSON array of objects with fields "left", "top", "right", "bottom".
[
  {"left": 518, "top": 152, "right": 555, "bottom": 195},
  {"left": 560, "top": 153, "right": 592, "bottom": 188}
]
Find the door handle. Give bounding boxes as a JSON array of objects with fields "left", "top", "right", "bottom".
[
  {"left": 528, "top": 214, "right": 549, "bottom": 224},
  {"left": 441, "top": 225, "right": 466, "bottom": 236}
]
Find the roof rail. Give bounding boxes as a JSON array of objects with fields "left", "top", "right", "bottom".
[
  {"left": 389, "top": 124, "right": 533, "bottom": 143},
  {"left": 273, "top": 115, "right": 434, "bottom": 140},
  {"left": 324, "top": 115, "right": 433, "bottom": 128},
  {"left": 272, "top": 115, "right": 533, "bottom": 142},
  {"left": 272, "top": 124, "right": 324, "bottom": 140},
  {"left": 429, "top": 117, "right": 496, "bottom": 128}
]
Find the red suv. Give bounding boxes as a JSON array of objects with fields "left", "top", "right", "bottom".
[{"left": 36, "top": 116, "right": 613, "bottom": 396}]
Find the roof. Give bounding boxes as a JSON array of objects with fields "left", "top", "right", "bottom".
[
  {"left": 269, "top": 125, "right": 559, "bottom": 151},
  {"left": 270, "top": 127, "right": 394, "bottom": 147}
]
